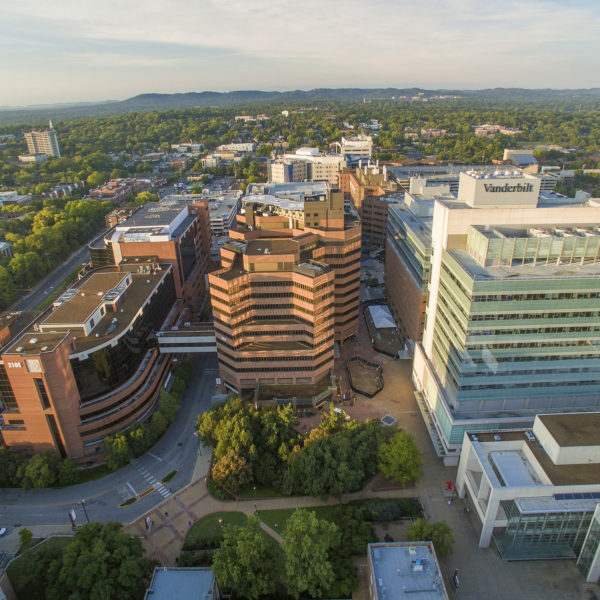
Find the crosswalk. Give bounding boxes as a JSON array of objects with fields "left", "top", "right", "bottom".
[{"left": 136, "top": 464, "right": 172, "bottom": 500}]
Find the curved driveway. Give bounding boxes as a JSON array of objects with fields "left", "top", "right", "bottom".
[{"left": 0, "top": 354, "right": 218, "bottom": 529}]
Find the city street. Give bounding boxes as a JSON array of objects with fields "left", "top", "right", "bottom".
[{"left": 0, "top": 354, "right": 218, "bottom": 530}]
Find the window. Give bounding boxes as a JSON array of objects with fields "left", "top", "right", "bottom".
[{"left": 34, "top": 378, "right": 51, "bottom": 409}]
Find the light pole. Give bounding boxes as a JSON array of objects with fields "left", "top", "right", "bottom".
[{"left": 81, "top": 499, "right": 90, "bottom": 524}]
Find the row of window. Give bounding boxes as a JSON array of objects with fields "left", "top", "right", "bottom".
[
  {"left": 459, "top": 379, "right": 600, "bottom": 391},
  {"left": 470, "top": 326, "right": 600, "bottom": 336},
  {"left": 472, "top": 292, "right": 600, "bottom": 302},
  {"left": 471, "top": 311, "right": 600, "bottom": 321},
  {"left": 466, "top": 340, "right": 599, "bottom": 350},
  {"left": 218, "top": 347, "right": 332, "bottom": 363},
  {"left": 218, "top": 357, "right": 332, "bottom": 373},
  {"left": 461, "top": 366, "right": 600, "bottom": 378}
]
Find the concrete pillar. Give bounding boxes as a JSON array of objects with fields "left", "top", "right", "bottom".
[{"left": 479, "top": 497, "right": 499, "bottom": 548}]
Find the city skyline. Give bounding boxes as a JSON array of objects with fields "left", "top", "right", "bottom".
[{"left": 2, "top": 0, "right": 599, "bottom": 106}]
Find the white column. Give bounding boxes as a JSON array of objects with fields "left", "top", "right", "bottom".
[{"left": 479, "top": 496, "right": 499, "bottom": 548}]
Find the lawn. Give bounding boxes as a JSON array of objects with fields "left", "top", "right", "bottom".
[
  {"left": 75, "top": 464, "right": 112, "bottom": 485},
  {"left": 257, "top": 505, "right": 340, "bottom": 534},
  {"left": 184, "top": 512, "right": 247, "bottom": 548},
  {"left": 7, "top": 536, "right": 72, "bottom": 600}
]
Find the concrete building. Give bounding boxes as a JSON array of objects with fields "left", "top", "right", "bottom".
[
  {"left": 144, "top": 567, "right": 219, "bottom": 599},
  {"left": 411, "top": 170, "right": 600, "bottom": 463},
  {"left": 90, "top": 198, "right": 211, "bottom": 313},
  {"left": 457, "top": 413, "right": 600, "bottom": 582},
  {"left": 503, "top": 148, "right": 537, "bottom": 167},
  {"left": 385, "top": 180, "right": 455, "bottom": 346},
  {"left": 24, "top": 124, "right": 60, "bottom": 158},
  {"left": 0, "top": 191, "right": 32, "bottom": 207},
  {"left": 88, "top": 178, "right": 151, "bottom": 204},
  {"left": 216, "top": 142, "right": 255, "bottom": 153},
  {"left": 209, "top": 185, "right": 361, "bottom": 392},
  {"left": 367, "top": 542, "right": 449, "bottom": 600},
  {"left": 268, "top": 148, "right": 346, "bottom": 185},
  {"left": 0, "top": 241, "right": 13, "bottom": 259},
  {"left": 0, "top": 260, "right": 178, "bottom": 460},
  {"left": 333, "top": 134, "right": 373, "bottom": 165}
]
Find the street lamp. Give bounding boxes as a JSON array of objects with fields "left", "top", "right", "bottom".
[{"left": 81, "top": 499, "right": 90, "bottom": 524}]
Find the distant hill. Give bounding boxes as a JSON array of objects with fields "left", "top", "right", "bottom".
[{"left": 1, "top": 87, "right": 600, "bottom": 126}]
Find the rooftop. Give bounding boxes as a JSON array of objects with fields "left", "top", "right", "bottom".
[
  {"left": 245, "top": 239, "right": 298, "bottom": 256},
  {"left": 369, "top": 542, "right": 449, "bottom": 600},
  {"left": 538, "top": 412, "right": 600, "bottom": 447},
  {"left": 473, "top": 430, "right": 600, "bottom": 487},
  {"left": 4, "top": 264, "right": 172, "bottom": 356},
  {"left": 451, "top": 248, "right": 600, "bottom": 281},
  {"left": 115, "top": 197, "right": 191, "bottom": 230},
  {"left": 144, "top": 567, "right": 215, "bottom": 600}
]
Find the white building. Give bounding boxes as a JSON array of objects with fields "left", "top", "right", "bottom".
[
  {"left": 367, "top": 542, "right": 449, "bottom": 600},
  {"left": 0, "top": 191, "right": 32, "bottom": 207},
  {"left": 216, "top": 142, "right": 255, "bottom": 153},
  {"left": 333, "top": 134, "right": 373, "bottom": 165},
  {"left": 24, "top": 124, "right": 60, "bottom": 158},
  {"left": 268, "top": 148, "right": 346, "bottom": 185},
  {"left": 457, "top": 412, "right": 600, "bottom": 582}
]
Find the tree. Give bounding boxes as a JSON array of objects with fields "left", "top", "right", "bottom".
[
  {"left": 103, "top": 433, "right": 131, "bottom": 470},
  {"left": 282, "top": 509, "right": 338, "bottom": 599},
  {"left": 134, "top": 191, "right": 158, "bottom": 205},
  {"left": 58, "top": 458, "right": 79, "bottom": 486},
  {"left": 45, "top": 522, "right": 154, "bottom": 600},
  {"left": 211, "top": 450, "right": 253, "bottom": 493},
  {"left": 16, "top": 451, "right": 60, "bottom": 489},
  {"left": 212, "top": 516, "right": 277, "bottom": 599},
  {"left": 378, "top": 430, "right": 423, "bottom": 485},
  {"left": 85, "top": 171, "right": 105, "bottom": 187},
  {"left": 18, "top": 527, "right": 33, "bottom": 549},
  {"left": 406, "top": 518, "right": 455, "bottom": 558}
]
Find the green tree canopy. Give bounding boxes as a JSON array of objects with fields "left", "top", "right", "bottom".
[
  {"left": 46, "top": 522, "right": 154, "bottom": 600},
  {"left": 212, "top": 516, "right": 277, "bottom": 599},
  {"left": 406, "top": 518, "right": 455, "bottom": 559},
  {"left": 282, "top": 509, "right": 338, "bottom": 599},
  {"left": 378, "top": 430, "right": 423, "bottom": 485}
]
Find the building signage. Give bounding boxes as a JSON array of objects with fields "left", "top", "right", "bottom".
[
  {"left": 7, "top": 362, "right": 21, "bottom": 368},
  {"left": 483, "top": 183, "right": 533, "bottom": 193}
]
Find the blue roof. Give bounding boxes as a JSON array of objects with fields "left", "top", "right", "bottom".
[{"left": 144, "top": 568, "right": 215, "bottom": 600}]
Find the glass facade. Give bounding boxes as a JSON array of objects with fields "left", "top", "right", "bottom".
[
  {"left": 494, "top": 500, "right": 593, "bottom": 560},
  {"left": 0, "top": 362, "right": 17, "bottom": 411},
  {"left": 71, "top": 271, "right": 175, "bottom": 402},
  {"left": 578, "top": 517, "right": 600, "bottom": 577},
  {"left": 429, "top": 249, "right": 600, "bottom": 417}
]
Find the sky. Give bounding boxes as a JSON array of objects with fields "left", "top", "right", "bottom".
[{"left": 1, "top": 0, "right": 599, "bottom": 106}]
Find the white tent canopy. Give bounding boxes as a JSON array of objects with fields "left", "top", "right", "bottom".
[{"left": 367, "top": 304, "right": 397, "bottom": 330}]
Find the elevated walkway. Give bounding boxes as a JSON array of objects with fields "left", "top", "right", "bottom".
[{"left": 156, "top": 322, "right": 217, "bottom": 353}]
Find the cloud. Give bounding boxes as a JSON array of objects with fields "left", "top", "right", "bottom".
[{"left": 0, "top": 0, "right": 599, "bottom": 104}]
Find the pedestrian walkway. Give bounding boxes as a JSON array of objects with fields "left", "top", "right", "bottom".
[
  {"left": 258, "top": 520, "right": 283, "bottom": 544},
  {"left": 135, "top": 463, "right": 171, "bottom": 500}
]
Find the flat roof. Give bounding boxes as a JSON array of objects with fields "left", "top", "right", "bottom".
[
  {"left": 369, "top": 543, "right": 448, "bottom": 600},
  {"left": 144, "top": 567, "right": 215, "bottom": 600},
  {"left": 5, "top": 264, "right": 171, "bottom": 356},
  {"left": 538, "top": 413, "right": 600, "bottom": 447},
  {"left": 43, "top": 272, "right": 128, "bottom": 325},
  {"left": 474, "top": 430, "right": 600, "bottom": 487},
  {"left": 117, "top": 198, "right": 189, "bottom": 228},
  {"left": 245, "top": 239, "right": 298, "bottom": 256},
  {"left": 451, "top": 248, "right": 600, "bottom": 281},
  {"left": 489, "top": 450, "right": 543, "bottom": 487}
]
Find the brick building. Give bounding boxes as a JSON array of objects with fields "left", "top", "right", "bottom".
[{"left": 209, "top": 186, "right": 361, "bottom": 392}]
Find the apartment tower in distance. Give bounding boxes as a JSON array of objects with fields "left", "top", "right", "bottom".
[
  {"left": 24, "top": 121, "right": 61, "bottom": 158},
  {"left": 209, "top": 183, "right": 361, "bottom": 393},
  {"left": 404, "top": 170, "right": 600, "bottom": 464}
]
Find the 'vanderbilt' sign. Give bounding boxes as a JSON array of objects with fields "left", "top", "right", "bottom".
[{"left": 484, "top": 183, "right": 534, "bottom": 193}]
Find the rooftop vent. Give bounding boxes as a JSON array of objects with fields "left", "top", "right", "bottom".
[
  {"left": 525, "top": 431, "right": 536, "bottom": 442},
  {"left": 471, "top": 434, "right": 479, "bottom": 442},
  {"left": 16, "top": 346, "right": 23, "bottom": 351},
  {"left": 493, "top": 434, "right": 502, "bottom": 441},
  {"left": 29, "top": 338, "right": 38, "bottom": 344},
  {"left": 41, "top": 346, "right": 48, "bottom": 351}
]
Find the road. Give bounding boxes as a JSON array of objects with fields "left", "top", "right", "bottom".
[
  {"left": 10, "top": 229, "right": 106, "bottom": 313},
  {"left": 0, "top": 354, "right": 219, "bottom": 529}
]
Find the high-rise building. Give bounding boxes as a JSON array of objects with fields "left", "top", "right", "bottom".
[
  {"left": 0, "top": 260, "right": 177, "bottom": 460},
  {"left": 268, "top": 148, "right": 346, "bottom": 185},
  {"left": 24, "top": 122, "right": 61, "bottom": 158},
  {"left": 409, "top": 170, "right": 600, "bottom": 464},
  {"left": 208, "top": 185, "right": 361, "bottom": 393},
  {"left": 332, "top": 135, "right": 373, "bottom": 165},
  {"left": 90, "top": 198, "right": 211, "bottom": 313}
]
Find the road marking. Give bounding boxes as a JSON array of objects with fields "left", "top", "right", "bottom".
[
  {"left": 126, "top": 482, "right": 137, "bottom": 497},
  {"left": 148, "top": 452, "right": 162, "bottom": 462}
]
